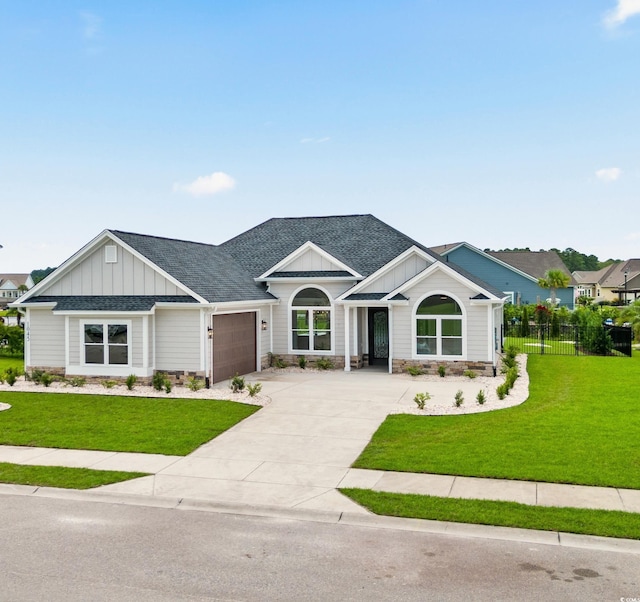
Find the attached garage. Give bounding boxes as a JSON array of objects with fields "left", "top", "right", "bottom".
[{"left": 211, "top": 312, "right": 257, "bottom": 384}]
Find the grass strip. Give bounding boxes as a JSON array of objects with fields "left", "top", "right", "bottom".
[
  {"left": 0, "top": 391, "right": 260, "bottom": 455},
  {"left": 353, "top": 354, "right": 640, "bottom": 489},
  {"left": 0, "top": 462, "right": 148, "bottom": 489},
  {"left": 341, "top": 488, "right": 640, "bottom": 540}
]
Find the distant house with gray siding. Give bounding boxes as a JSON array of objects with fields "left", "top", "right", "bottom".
[{"left": 14, "top": 216, "right": 505, "bottom": 384}]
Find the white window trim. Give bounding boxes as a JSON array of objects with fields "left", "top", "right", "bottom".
[
  {"left": 411, "top": 291, "right": 467, "bottom": 360},
  {"left": 79, "top": 319, "right": 132, "bottom": 373},
  {"left": 503, "top": 291, "right": 515, "bottom": 304},
  {"left": 288, "top": 285, "right": 335, "bottom": 355}
]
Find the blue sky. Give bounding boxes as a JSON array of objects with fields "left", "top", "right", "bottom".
[{"left": 1, "top": 1, "right": 639, "bottom": 272}]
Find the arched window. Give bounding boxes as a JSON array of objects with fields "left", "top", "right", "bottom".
[
  {"left": 291, "top": 288, "right": 332, "bottom": 352},
  {"left": 416, "top": 295, "right": 463, "bottom": 356}
]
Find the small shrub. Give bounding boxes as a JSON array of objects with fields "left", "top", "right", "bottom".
[
  {"left": 316, "top": 357, "right": 334, "bottom": 370},
  {"left": 125, "top": 374, "right": 137, "bottom": 391},
  {"left": 40, "top": 372, "right": 54, "bottom": 387},
  {"left": 413, "top": 391, "right": 431, "bottom": 410},
  {"left": 438, "top": 365, "right": 446, "bottom": 378},
  {"left": 186, "top": 376, "right": 204, "bottom": 392},
  {"left": 230, "top": 374, "right": 245, "bottom": 393},
  {"left": 502, "top": 355, "right": 517, "bottom": 370},
  {"left": 247, "top": 382, "right": 262, "bottom": 397},
  {"left": 463, "top": 370, "right": 476, "bottom": 379},
  {"left": 29, "top": 369, "right": 46, "bottom": 384},
  {"left": 69, "top": 376, "right": 86, "bottom": 388},
  {"left": 101, "top": 380, "right": 117, "bottom": 389},
  {"left": 269, "top": 353, "right": 287, "bottom": 369},
  {"left": 503, "top": 366, "right": 519, "bottom": 393},
  {"left": 152, "top": 372, "right": 167, "bottom": 391},
  {"left": 406, "top": 365, "right": 424, "bottom": 377},
  {"left": 454, "top": 390, "right": 464, "bottom": 407},
  {"left": 4, "top": 368, "right": 17, "bottom": 386},
  {"left": 298, "top": 355, "right": 307, "bottom": 369},
  {"left": 164, "top": 379, "right": 172, "bottom": 394},
  {"left": 476, "top": 390, "right": 487, "bottom": 405},
  {"left": 496, "top": 383, "right": 508, "bottom": 400}
]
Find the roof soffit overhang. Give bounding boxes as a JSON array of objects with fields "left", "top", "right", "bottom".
[
  {"left": 255, "top": 241, "right": 363, "bottom": 281},
  {"left": 336, "top": 246, "right": 436, "bottom": 302}
]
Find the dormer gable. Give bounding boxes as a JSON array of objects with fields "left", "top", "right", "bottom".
[{"left": 256, "top": 241, "right": 362, "bottom": 281}]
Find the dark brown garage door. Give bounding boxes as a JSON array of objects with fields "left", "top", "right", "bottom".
[{"left": 212, "top": 313, "right": 256, "bottom": 384}]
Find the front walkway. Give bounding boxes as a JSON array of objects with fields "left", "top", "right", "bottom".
[{"left": 1, "top": 368, "right": 639, "bottom": 514}]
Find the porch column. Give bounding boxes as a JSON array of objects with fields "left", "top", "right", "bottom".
[
  {"left": 344, "top": 305, "right": 351, "bottom": 371},
  {"left": 387, "top": 303, "right": 393, "bottom": 374}
]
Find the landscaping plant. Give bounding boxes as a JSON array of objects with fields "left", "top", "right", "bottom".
[{"left": 413, "top": 392, "right": 431, "bottom": 410}]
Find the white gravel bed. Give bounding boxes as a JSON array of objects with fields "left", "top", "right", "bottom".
[
  {"left": 0, "top": 378, "right": 270, "bottom": 407},
  {"left": 389, "top": 354, "right": 529, "bottom": 416}
]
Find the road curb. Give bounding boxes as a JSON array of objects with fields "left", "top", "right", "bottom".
[{"left": 3, "top": 485, "right": 640, "bottom": 554}]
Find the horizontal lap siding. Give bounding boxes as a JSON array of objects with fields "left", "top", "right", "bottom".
[
  {"left": 28, "top": 310, "right": 65, "bottom": 367},
  {"left": 155, "top": 310, "right": 201, "bottom": 371}
]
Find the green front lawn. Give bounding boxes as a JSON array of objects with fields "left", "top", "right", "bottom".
[
  {"left": 0, "top": 462, "right": 149, "bottom": 489},
  {"left": 0, "top": 355, "right": 24, "bottom": 373},
  {"left": 342, "top": 489, "right": 640, "bottom": 540},
  {"left": 353, "top": 354, "right": 640, "bottom": 489},
  {"left": 0, "top": 391, "right": 259, "bottom": 455}
]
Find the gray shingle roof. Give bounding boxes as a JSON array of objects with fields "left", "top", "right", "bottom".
[
  {"left": 111, "top": 231, "right": 275, "bottom": 303},
  {"left": 488, "top": 250, "right": 574, "bottom": 282},
  {"left": 219, "top": 214, "right": 442, "bottom": 278},
  {"left": 21, "top": 296, "right": 198, "bottom": 311}
]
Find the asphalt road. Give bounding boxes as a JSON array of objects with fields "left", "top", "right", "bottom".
[{"left": 2, "top": 494, "right": 639, "bottom": 601}]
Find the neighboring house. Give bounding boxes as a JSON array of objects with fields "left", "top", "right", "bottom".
[
  {"left": 0, "top": 273, "right": 34, "bottom": 309},
  {"left": 574, "top": 260, "right": 640, "bottom": 305},
  {"left": 430, "top": 243, "right": 575, "bottom": 309},
  {"left": 13, "top": 215, "right": 505, "bottom": 384}
]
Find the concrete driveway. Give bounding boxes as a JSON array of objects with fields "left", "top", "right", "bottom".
[{"left": 99, "top": 369, "right": 428, "bottom": 513}]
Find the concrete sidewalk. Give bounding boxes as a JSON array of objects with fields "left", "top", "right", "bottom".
[{"left": 1, "top": 368, "right": 638, "bottom": 515}]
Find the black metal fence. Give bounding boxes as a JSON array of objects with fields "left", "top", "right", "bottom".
[{"left": 502, "top": 322, "right": 633, "bottom": 357}]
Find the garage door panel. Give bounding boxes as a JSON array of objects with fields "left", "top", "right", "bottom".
[{"left": 212, "top": 313, "right": 256, "bottom": 383}]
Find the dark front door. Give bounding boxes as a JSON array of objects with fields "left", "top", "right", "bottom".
[{"left": 368, "top": 308, "right": 389, "bottom": 366}]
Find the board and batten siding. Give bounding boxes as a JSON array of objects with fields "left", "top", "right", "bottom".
[
  {"left": 392, "top": 269, "right": 490, "bottom": 362},
  {"left": 42, "top": 241, "right": 188, "bottom": 297},
  {"left": 268, "top": 281, "right": 348, "bottom": 356},
  {"left": 284, "top": 248, "right": 345, "bottom": 272},
  {"left": 155, "top": 309, "right": 202, "bottom": 371},
  {"left": 27, "top": 309, "right": 65, "bottom": 367},
  {"left": 357, "top": 253, "right": 430, "bottom": 294}
]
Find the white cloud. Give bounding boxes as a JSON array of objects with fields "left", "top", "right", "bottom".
[
  {"left": 80, "top": 12, "right": 102, "bottom": 39},
  {"left": 624, "top": 231, "right": 640, "bottom": 241},
  {"left": 173, "top": 172, "right": 236, "bottom": 197},
  {"left": 595, "top": 167, "right": 622, "bottom": 182},
  {"left": 300, "top": 137, "right": 330, "bottom": 144},
  {"left": 604, "top": 0, "right": 640, "bottom": 28}
]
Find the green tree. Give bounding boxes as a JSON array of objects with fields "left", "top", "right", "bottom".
[{"left": 537, "top": 269, "right": 571, "bottom": 306}]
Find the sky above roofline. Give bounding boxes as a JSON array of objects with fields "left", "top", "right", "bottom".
[{"left": 1, "top": 1, "right": 639, "bottom": 272}]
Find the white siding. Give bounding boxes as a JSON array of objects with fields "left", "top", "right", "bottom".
[
  {"left": 392, "top": 268, "right": 490, "bottom": 362},
  {"left": 42, "top": 241, "right": 188, "bottom": 296},
  {"left": 268, "top": 281, "right": 348, "bottom": 355},
  {"left": 28, "top": 310, "right": 65, "bottom": 367},
  {"left": 285, "top": 248, "right": 345, "bottom": 272},
  {"left": 155, "top": 309, "right": 201, "bottom": 371},
  {"left": 357, "top": 253, "right": 430, "bottom": 294}
]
